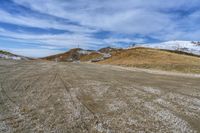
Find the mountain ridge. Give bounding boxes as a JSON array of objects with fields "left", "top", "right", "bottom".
[
  {"left": 133, "top": 40, "right": 200, "bottom": 55},
  {"left": 42, "top": 40, "right": 200, "bottom": 62}
]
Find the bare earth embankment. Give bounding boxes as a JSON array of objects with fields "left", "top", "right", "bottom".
[{"left": 0, "top": 60, "right": 200, "bottom": 132}]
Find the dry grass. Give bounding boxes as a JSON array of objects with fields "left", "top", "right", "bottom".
[
  {"left": 80, "top": 52, "right": 103, "bottom": 61},
  {"left": 42, "top": 49, "right": 103, "bottom": 62},
  {"left": 98, "top": 47, "right": 200, "bottom": 73}
]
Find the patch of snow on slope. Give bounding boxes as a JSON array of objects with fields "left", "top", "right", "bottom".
[
  {"left": 0, "top": 54, "right": 22, "bottom": 60},
  {"left": 102, "top": 53, "right": 111, "bottom": 59},
  {"left": 77, "top": 50, "right": 92, "bottom": 55}
]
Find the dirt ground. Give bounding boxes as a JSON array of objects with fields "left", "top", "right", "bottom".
[{"left": 0, "top": 60, "right": 200, "bottom": 133}]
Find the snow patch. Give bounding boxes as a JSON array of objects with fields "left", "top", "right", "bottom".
[
  {"left": 133, "top": 40, "right": 200, "bottom": 55},
  {"left": 77, "top": 50, "right": 92, "bottom": 55},
  {"left": 103, "top": 53, "right": 111, "bottom": 58},
  {"left": 0, "top": 54, "right": 22, "bottom": 60}
]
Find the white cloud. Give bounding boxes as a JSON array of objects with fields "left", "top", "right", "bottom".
[
  {"left": 1, "top": 0, "right": 200, "bottom": 57},
  {"left": 0, "top": 27, "right": 145, "bottom": 51},
  {"left": 13, "top": 0, "right": 200, "bottom": 37},
  {"left": 0, "top": 28, "right": 102, "bottom": 49},
  {"left": 104, "top": 37, "right": 145, "bottom": 44},
  {"left": 0, "top": 9, "right": 96, "bottom": 34}
]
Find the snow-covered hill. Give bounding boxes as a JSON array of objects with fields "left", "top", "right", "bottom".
[
  {"left": 0, "top": 50, "right": 29, "bottom": 60},
  {"left": 134, "top": 41, "right": 200, "bottom": 55}
]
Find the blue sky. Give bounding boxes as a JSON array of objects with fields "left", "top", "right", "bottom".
[{"left": 0, "top": 0, "right": 200, "bottom": 57}]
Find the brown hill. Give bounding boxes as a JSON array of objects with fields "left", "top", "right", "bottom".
[
  {"left": 43, "top": 48, "right": 104, "bottom": 62},
  {"left": 42, "top": 47, "right": 200, "bottom": 73},
  {"left": 98, "top": 47, "right": 200, "bottom": 73}
]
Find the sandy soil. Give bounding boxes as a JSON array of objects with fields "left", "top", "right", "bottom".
[{"left": 0, "top": 60, "right": 200, "bottom": 133}]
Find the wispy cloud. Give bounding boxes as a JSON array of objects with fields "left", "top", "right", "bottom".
[
  {"left": 13, "top": 0, "right": 200, "bottom": 35},
  {"left": 0, "top": 0, "right": 200, "bottom": 57},
  {"left": 0, "top": 9, "right": 96, "bottom": 34},
  {"left": 0, "top": 28, "right": 103, "bottom": 49}
]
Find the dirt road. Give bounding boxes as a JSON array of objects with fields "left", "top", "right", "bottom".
[{"left": 0, "top": 60, "right": 200, "bottom": 133}]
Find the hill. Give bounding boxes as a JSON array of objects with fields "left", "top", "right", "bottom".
[
  {"left": 0, "top": 50, "right": 29, "bottom": 60},
  {"left": 98, "top": 47, "right": 200, "bottom": 73},
  {"left": 42, "top": 46, "right": 200, "bottom": 73},
  {"left": 43, "top": 48, "right": 104, "bottom": 62},
  {"left": 134, "top": 41, "right": 200, "bottom": 55},
  {"left": 42, "top": 47, "right": 121, "bottom": 62}
]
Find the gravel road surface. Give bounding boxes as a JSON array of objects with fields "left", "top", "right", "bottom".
[{"left": 0, "top": 60, "right": 200, "bottom": 133}]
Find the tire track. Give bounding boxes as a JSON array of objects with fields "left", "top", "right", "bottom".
[
  {"left": 0, "top": 62, "right": 56, "bottom": 132},
  {"left": 0, "top": 63, "right": 40, "bottom": 132},
  {"left": 1, "top": 60, "right": 199, "bottom": 132},
  {"left": 56, "top": 65, "right": 101, "bottom": 131}
]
